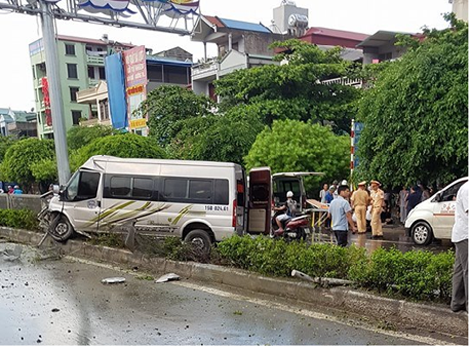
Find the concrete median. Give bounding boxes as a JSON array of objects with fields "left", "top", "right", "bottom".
[{"left": 0, "top": 226, "right": 467, "bottom": 338}]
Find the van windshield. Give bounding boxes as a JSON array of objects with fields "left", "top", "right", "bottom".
[{"left": 66, "top": 171, "right": 100, "bottom": 201}]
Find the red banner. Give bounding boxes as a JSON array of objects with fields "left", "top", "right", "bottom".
[{"left": 42, "top": 77, "right": 52, "bottom": 127}]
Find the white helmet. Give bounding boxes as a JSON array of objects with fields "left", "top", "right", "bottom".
[
  {"left": 341, "top": 180, "right": 348, "bottom": 186},
  {"left": 286, "top": 191, "right": 294, "bottom": 198}
]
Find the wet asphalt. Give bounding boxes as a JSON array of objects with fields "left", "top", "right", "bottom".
[{"left": 0, "top": 242, "right": 440, "bottom": 346}]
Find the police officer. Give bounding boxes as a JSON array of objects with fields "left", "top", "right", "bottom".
[{"left": 370, "top": 180, "right": 384, "bottom": 239}]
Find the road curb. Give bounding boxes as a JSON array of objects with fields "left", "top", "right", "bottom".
[{"left": 1, "top": 227, "right": 467, "bottom": 338}]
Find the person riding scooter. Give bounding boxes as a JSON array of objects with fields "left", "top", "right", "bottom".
[{"left": 274, "top": 191, "right": 297, "bottom": 233}]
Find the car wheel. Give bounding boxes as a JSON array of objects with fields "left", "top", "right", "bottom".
[
  {"left": 411, "top": 221, "right": 433, "bottom": 246},
  {"left": 184, "top": 229, "right": 212, "bottom": 254},
  {"left": 49, "top": 214, "right": 74, "bottom": 242}
]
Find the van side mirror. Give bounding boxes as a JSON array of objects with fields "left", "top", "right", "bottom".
[{"left": 52, "top": 185, "right": 60, "bottom": 195}]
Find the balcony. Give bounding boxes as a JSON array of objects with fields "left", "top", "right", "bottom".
[
  {"left": 321, "top": 77, "right": 363, "bottom": 89},
  {"left": 88, "top": 78, "right": 100, "bottom": 87},
  {"left": 79, "top": 118, "right": 111, "bottom": 127},
  {"left": 86, "top": 55, "right": 105, "bottom": 66},
  {"left": 192, "top": 60, "right": 219, "bottom": 81}
]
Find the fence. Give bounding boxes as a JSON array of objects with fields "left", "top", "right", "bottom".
[{"left": 0, "top": 194, "right": 42, "bottom": 213}]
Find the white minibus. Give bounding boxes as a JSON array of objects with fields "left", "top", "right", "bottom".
[
  {"left": 405, "top": 177, "right": 468, "bottom": 245},
  {"left": 48, "top": 156, "right": 246, "bottom": 251}
]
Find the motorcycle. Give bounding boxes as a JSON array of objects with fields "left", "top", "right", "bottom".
[{"left": 270, "top": 207, "right": 313, "bottom": 242}]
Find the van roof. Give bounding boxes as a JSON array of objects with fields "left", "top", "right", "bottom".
[
  {"left": 273, "top": 172, "right": 325, "bottom": 178},
  {"left": 81, "top": 155, "right": 241, "bottom": 171}
]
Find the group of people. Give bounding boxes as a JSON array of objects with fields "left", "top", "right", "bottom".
[
  {"left": 0, "top": 185, "right": 23, "bottom": 195},
  {"left": 397, "top": 184, "right": 434, "bottom": 224},
  {"left": 322, "top": 180, "right": 386, "bottom": 247}
]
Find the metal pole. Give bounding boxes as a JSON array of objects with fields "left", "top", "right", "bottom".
[{"left": 40, "top": 1, "right": 71, "bottom": 186}]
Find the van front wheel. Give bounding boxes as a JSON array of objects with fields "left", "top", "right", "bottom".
[
  {"left": 184, "top": 229, "right": 212, "bottom": 254},
  {"left": 49, "top": 214, "right": 74, "bottom": 242},
  {"left": 411, "top": 221, "right": 433, "bottom": 246}
]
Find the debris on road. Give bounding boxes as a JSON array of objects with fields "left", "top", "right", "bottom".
[
  {"left": 291, "top": 270, "right": 353, "bottom": 287},
  {"left": 155, "top": 273, "right": 180, "bottom": 283},
  {"left": 101, "top": 277, "right": 126, "bottom": 284},
  {"left": 2, "top": 244, "right": 22, "bottom": 261}
]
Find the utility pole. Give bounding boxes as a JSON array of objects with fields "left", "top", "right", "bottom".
[{"left": 40, "top": 0, "right": 71, "bottom": 185}]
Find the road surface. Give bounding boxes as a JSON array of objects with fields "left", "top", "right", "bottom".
[{"left": 0, "top": 242, "right": 463, "bottom": 345}]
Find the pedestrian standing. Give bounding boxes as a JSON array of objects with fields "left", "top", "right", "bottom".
[
  {"left": 332, "top": 180, "right": 339, "bottom": 199},
  {"left": 450, "top": 181, "right": 468, "bottom": 313},
  {"left": 351, "top": 181, "right": 370, "bottom": 235},
  {"left": 421, "top": 185, "right": 431, "bottom": 202},
  {"left": 327, "top": 185, "right": 357, "bottom": 247},
  {"left": 325, "top": 186, "right": 335, "bottom": 204},
  {"left": 319, "top": 184, "right": 329, "bottom": 203},
  {"left": 370, "top": 180, "right": 384, "bottom": 239},
  {"left": 406, "top": 186, "right": 421, "bottom": 216},
  {"left": 398, "top": 186, "right": 409, "bottom": 224}
]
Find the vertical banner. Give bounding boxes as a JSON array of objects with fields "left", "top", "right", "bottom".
[
  {"left": 105, "top": 53, "right": 128, "bottom": 130},
  {"left": 42, "top": 77, "right": 52, "bottom": 127},
  {"left": 352, "top": 120, "right": 364, "bottom": 172},
  {"left": 122, "top": 46, "right": 148, "bottom": 131}
]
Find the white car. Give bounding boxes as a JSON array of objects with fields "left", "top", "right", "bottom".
[{"left": 405, "top": 177, "right": 468, "bottom": 245}]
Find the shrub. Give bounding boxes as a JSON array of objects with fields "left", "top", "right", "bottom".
[
  {"left": 0, "top": 209, "right": 38, "bottom": 231},
  {"left": 348, "top": 246, "right": 455, "bottom": 302},
  {"left": 217, "top": 235, "right": 368, "bottom": 278}
]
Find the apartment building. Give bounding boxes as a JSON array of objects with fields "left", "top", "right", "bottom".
[{"left": 29, "top": 35, "right": 133, "bottom": 138}]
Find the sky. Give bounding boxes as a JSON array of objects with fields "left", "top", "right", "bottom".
[{"left": 0, "top": 0, "right": 452, "bottom": 111}]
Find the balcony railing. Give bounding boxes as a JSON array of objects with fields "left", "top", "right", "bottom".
[
  {"left": 321, "top": 77, "right": 363, "bottom": 88},
  {"left": 192, "top": 60, "right": 219, "bottom": 80},
  {"left": 86, "top": 55, "right": 105, "bottom": 66}
]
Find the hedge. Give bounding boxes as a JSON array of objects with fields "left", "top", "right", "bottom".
[
  {"left": 0, "top": 209, "right": 38, "bottom": 231},
  {"left": 217, "top": 235, "right": 455, "bottom": 303}
]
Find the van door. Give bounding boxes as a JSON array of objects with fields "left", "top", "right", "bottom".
[
  {"left": 247, "top": 168, "right": 271, "bottom": 234},
  {"left": 65, "top": 170, "right": 102, "bottom": 232},
  {"left": 432, "top": 180, "right": 467, "bottom": 238}
]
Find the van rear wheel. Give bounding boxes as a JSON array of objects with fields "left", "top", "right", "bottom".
[
  {"left": 411, "top": 221, "right": 433, "bottom": 246},
  {"left": 184, "top": 229, "right": 212, "bottom": 254}
]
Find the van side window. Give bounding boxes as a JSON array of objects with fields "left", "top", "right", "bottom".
[
  {"left": 110, "top": 177, "right": 131, "bottom": 197},
  {"left": 77, "top": 172, "right": 100, "bottom": 200},
  {"left": 133, "top": 178, "right": 153, "bottom": 199},
  {"left": 189, "top": 180, "right": 212, "bottom": 201},
  {"left": 163, "top": 178, "right": 188, "bottom": 199},
  {"left": 441, "top": 181, "right": 466, "bottom": 201},
  {"left": 215, "top": 179, "right": 230, "bottom": 205}
]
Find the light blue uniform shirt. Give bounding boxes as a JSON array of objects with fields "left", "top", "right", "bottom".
[{"left": 328, "top": 196, "right": 352, "bottom": 231}]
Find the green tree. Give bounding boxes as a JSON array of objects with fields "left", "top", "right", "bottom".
[
  {"left": 215, "top": 39, "right": 361, "bottom": 134},
  {"left": 167, "top": 106, "right": 264, "bottom": 164},
  {"left": 139, "top": 85, "right": 214, "bottom": 146},
  {"left": 67, "top": 124, "right": 113, "bottom": 151},
  {"left": 356, "top": 16, "right": 468, "bottom": 186},
  {"left": 245, "top": 120, "right": 350, "bottom": 191},
  {"left": 0, "top": 138, "right": 55, "bottom": 189},
  {"left": 0, "top": 136, "right": 17, "bottom": 163},
  {"left": 71, "top": 133, "right": 167, "bottom": 171}
]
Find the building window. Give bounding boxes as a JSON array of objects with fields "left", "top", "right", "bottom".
[
  {"left": 70, "top": 87, "right": 79, "bottom": 102},
  {"left": 32, "top": 66, "right": 36, "bottom": 79},
  {"left": 67, "top": 64, "right": 78, "bottom": 79},
  {"left": 98, "top": 67, "right": 106, "bottom": 80},
  {"left": 72, "top": 110, "right": 81, "bottom": 125},
  {"left": 65, "top": 44, "right": 75, "bottom": 56},
  {"left": 378, "top": 52, "right": 393, "bottom": 61},
  {"left": 88, "top": 66, "right": 95, "bottom": 79}
]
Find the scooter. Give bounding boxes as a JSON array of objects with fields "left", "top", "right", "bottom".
[{"left": 270, "top": 208, "right": 312, "bottom": 242}]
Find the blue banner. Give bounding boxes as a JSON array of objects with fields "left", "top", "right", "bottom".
[
  {"left": 354, "top": 122, "right": 364, "bottom": 168},
  {"left": 105, "top": 53, "right": 128, "bottom": 130}
]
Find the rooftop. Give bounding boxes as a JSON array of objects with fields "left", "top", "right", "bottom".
[
  {"left": 357, "top": 30, "right": 414, "bottom": 47},
  {"left": 217, "top": 17, "right": 272, "bottom": 34},
  {"left": 302, "top": 27, "right": 369, "bottom": 42}
]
